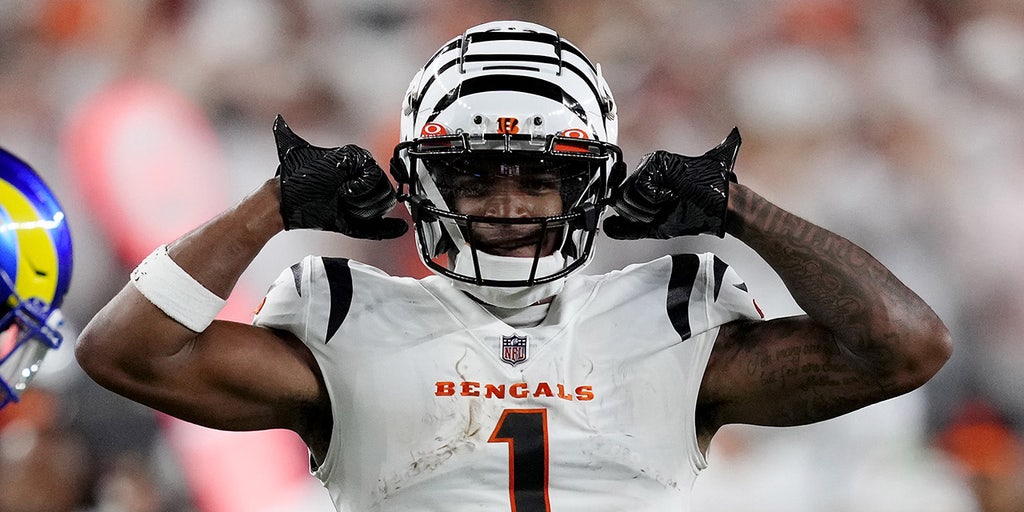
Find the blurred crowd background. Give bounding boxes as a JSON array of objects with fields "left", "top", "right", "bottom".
[{"left": 1, "top": 0, "right": 1023, "bottom": 511}]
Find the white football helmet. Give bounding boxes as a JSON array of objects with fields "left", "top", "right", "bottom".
[{"left": 392, "top": 20, "right": 623, "bottom": 307}]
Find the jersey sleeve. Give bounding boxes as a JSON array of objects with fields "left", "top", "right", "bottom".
[
  {"left": 252, "top": 256, "right": 315, "bottom": 342},
  {"left": 705, "top": 253, "right": 764, "bottom": 328},
  {"left": 667, "top": 252, "right": 764, "bottom": 339}
]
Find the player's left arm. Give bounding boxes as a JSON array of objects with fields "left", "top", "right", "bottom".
[
  {"left": 697, "top": 182, "right": 952, "bottom": 435},
  {"left": 603, "top": 128, "right": 951, "bottom": 441}
]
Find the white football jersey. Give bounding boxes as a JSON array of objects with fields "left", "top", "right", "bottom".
[{"left": 253, "top": 253, "right": 762, "bottom": 511}]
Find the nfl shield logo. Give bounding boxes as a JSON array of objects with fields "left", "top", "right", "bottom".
[{"left": 500, "top": 334, "right": 529, "bottom": 366}]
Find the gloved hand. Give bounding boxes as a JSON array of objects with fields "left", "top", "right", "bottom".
[
  {"left": 273, "top": 115, "right": 408, "bottom": 239},
  {"left": 603, "top": 127, "right": 741, "bottom": 239}
]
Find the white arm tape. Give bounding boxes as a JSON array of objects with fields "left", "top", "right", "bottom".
[{"left": 130, "top": 245, "right": 227, "bottom": 332}]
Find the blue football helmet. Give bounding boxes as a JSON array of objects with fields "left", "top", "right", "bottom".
[{"left": 0, "top": 147, "right": 73, "bottom": 410}]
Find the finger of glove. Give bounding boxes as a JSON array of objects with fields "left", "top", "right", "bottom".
[
  {"left": 339, "top": 144, "right": 376, "bottom": 164},
  {"left": 338, "top": 181, "right": 397, "bottom": 220},
  {"left": 342, "top": 188, "right": 393, "bottom": 218},
  {"left": 328, "top": 144, "right": 384, "bottom": 187},
  {"left": 606, "top": 204, "right": 707, "bottom": 240},
  {"left": 658, "top": 201, "right": 719, "bottom": 238},
  {"left": 602, "top": 216, "right": 652, "bottom": 240},
  {"left": 703, "top": 127, "right": 741, "bottom": 174},
  {"left": 274, "top": 117, "right": 345, "bottom": 176},
  {"left": 682, "top": 128, "right": 741, "bottom": 184},
  {"left": 612, "top": 191, "right": 662, "bottom": 224},
  {"left": 333, "top": 154, "right": 398, "bottom": 218},
  {"left": 327, "top": 144, "right": 382, "bottom": 183},
  {"left": 273, "top": 115, "right": 312, "bottom": 162},
  {"left": 613, "top": 173, "right": 677, "bottom": 223},
  {"left": 631, "top": 151, "right": 684, "bottom": 202},
  {"left": 340, "top": 216, "right": 409, "bottom": 240}
]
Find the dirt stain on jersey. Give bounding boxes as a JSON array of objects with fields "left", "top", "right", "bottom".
[
  {"left": 582, "top": 436, "right": 679, "bottom": 490},
  {"left": 376, "top": 398, "right": 499, "bottom": 503}
]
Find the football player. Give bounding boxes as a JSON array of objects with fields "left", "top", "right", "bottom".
[
  {"left": 1, "top": 148, "right": 73, "bottom": 410},
  {"left": 77, "top": 21, "right": 951, "bottom": 511}
]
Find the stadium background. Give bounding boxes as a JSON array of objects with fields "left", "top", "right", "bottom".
[{"left": 1, "top": 0, "right": 1022, "bottom": 510}]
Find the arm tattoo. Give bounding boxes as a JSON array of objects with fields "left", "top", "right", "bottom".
[
  {"left": 727, "top": 319, "right": 894, "bottom": 424},
  {"left": 728, "top": 186, "right": 915, "bottom": 377}
]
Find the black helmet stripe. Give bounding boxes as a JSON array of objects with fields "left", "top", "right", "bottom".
[
  {"left": 416, "top": 57, "right": 602, "bottom": 125},
  {"left": 465, "top": 29, "right": 558, "bottom": 45},
  {"left": 468, "top": 53, "right": 559, "bottom": 67},
  {"left": 421, "top": 56, "right": 599, "bottom": 99},
  {"left": 461, "top": 30, "right": 597, "bottom": 71},
  {"left": 424, "top": 74, "right": 588, "bottom": 125},
  {"left": 559, "top": 41, "right": 597, "bottom": 73},
  {"left": 412, "top": 28, "right": 603, "bottom": 125},
  {"left": 461, "top": 55, "right": 602, "bottom": 107},
  {"left": 419, "top": 39, "right": 461, "bottom": 75},
  {"left": 419, "top": 30, "right": 588, "bottom": 74}
]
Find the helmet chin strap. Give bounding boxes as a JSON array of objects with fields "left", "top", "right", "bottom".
[{"left": 449, "top": 247, "right": 567, "bottom": 308}]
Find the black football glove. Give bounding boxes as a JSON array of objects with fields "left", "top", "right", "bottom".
[
  {"left": 273, "top": 115, "right": 408, "bottom": 239},
  {"left": 603, "top": 127, "right": 741, "bottom": 239}
]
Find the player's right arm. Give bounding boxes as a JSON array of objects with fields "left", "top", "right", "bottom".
[
  {"left": 76, "top": 178, "right": 336, "bottom": 450},
  {"left": 76, "top": 117, "right": 406, "bottom": 460}
]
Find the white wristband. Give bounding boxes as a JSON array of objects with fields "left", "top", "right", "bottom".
[{"left": 130, "top": 245, "right": 226, "bottom": 332}]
